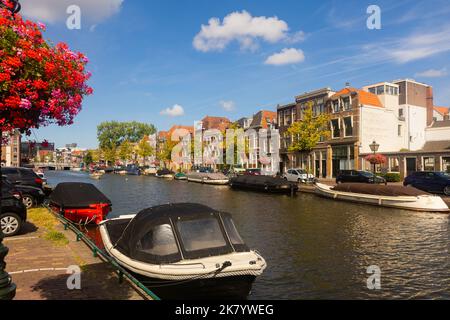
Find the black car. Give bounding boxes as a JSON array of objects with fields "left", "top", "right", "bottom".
[
  {"left": 1, "top": 181, "right": 27, "bottom": 237},
  {"left": 2, "top": 176, "right": 46, "bottom": 209},
  {"left": 404, "top": 171, "right": 450, "bottom": 196},
  {"left": 1, "top": 167, "right": 44, "bottom": 189},
  {"left": 336, "top": 170, "right": 387, "bottom": 184}
]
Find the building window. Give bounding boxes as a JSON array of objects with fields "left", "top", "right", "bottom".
[
  {"left": 423, "top": 157, "right": 435, "bottom": 171},
  {"left": 331, "top": 119, "right": 340, "bottom": 138},
  {"left": 332, "top": 101, "right": 339, "bottom": 113},
  {"left": 389, "top": 157, "right": 400, "bottom": 172},
  {"left": 398, "top": 108, "right": 404, "bottom": 118},
  {"left": 443, "top": 157, "right": 450, "bottom": 173},
  {"left": 342, "top": 97, "right": 350, "bottom": 111},
  {"left": 368, "top": 87, "right": 376, "bottom": 94},
  {"left": 398, "top": 125, "right": 402, "bottom": 137},
  {"left": 343, "top": 117, "right": 353, "bottom": 137},
  {"left": 376, "top": 85, "right": 385, "bottom": 95}
]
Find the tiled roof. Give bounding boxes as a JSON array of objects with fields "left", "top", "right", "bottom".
[
  {"left": 434, "top": 106, "right": 449, "bottom": 115},
  {"left": 249, "top": 110, "right": 277, "bottom": 129},
  {"left": 158, "top": 131, "right": 168, "bottom": 139},
  {"left": 168, "top": 125, "right": 194, "bottom": 140},
  {"left": 201, "top": 116, "right": 231, "bottom": 131},
  {"left": 430, "top": 120, "right": 450, "bottom": 128},
  {"left": 331, "top": 87, "right": 383, "bottom": 108}
]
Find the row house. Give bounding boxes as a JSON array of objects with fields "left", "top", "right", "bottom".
[
  {"left": 1, "top": 130, "right": 21, "bottom": 167},
  {"left": 21, "top": 141, "right": 55, "bottom": 165},
  {"left": 194, "top": 116, "right": 231, "bottom": 168},
  {"left": 157, "top": 125, "right": 194, "bottom": 170},
  {"left": 236, "top": 110, "right": 278, "bottom": 174}
]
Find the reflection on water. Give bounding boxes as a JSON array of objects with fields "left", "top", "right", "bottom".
[{"left": 46, "top": 171, "right": 450, "bottom": 299}]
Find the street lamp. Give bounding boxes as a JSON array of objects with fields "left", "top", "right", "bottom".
[
  {"left": 0, "top": 0, "right": 21, "bottom": 14},
  {"left": 369, "top": 140, "right": 380, "bottom": 174}
]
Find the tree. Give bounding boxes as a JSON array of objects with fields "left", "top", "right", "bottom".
[
  {"left": 287, "top": 103, "right": 330, "bottom": 153},
  {"left": 83, "top": 150, "right": 94, "bottom": 167},
  {"left": 137, "top": 137, "right": 154, "bottom": 166},
  {"left": 158, "top": 139, "right": 176, "bottom": 168},
  {"left": 102, "top": 146, "right": 117, "bottom": 165},
  {"left": 118, "top": 140, "right": 133, "bottom": 163},
  {"left": 97, "top": 121, "right": 156, "bottom": 150}
]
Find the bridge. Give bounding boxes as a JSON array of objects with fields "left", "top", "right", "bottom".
[{"left": 32, "top": 162, "right": 80, "bottom": 171}]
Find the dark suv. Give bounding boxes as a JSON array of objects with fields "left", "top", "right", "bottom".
[
  {"left": 2, "top": 176, "right": 46, "bottom": 209},
  {"left": 1, "top": 180, "right": 27, "bottom": 237},
  {"left": 404, "top": 171, "right": 450, "bottom": 195},
  {"left": 336, "top": 170, "right": 387, "bottom": 184},
  {"left": 1, "top": 167, "right": 44, "bottom": 189}
]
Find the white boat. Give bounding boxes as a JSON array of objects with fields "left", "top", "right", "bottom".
[
  {"left": 155, "top": 169, "right": 174, "bottom": 179},
  {"left": 187, "top": 172, "right": 229, "bottom": 185},
  {"left": 71, "top": 167, "right": 83, "bottom": 172},
  {"left": 315, "top": 183, "right": 449, "bottom": 213},
  {"left": 90, "top": 172, "right": 103, "bottom": 180},
  {"left": 99, "top": 203, "right": 266, "bottom": 299}
]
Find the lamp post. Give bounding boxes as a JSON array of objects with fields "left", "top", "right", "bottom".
[
  {"left": 369, "top": 140, "right": 380, "bottom": 174},
  {"left": 0, "top": 0, "right": 21, "bottom": 14}
]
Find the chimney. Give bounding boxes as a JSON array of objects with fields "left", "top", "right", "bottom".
[
  {"left": 345, "top": 82, "right": 350, "bottom": 88},
  {"left": 426, "top": 86, "right": 434, "bottom": 126}
]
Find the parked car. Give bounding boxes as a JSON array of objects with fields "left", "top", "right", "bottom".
[
  {"left": 403, "top": 171, "right": 450, "bottom": 195},
  {"left": 2, "top": 176, "right": 46, "bottom": 209},
  {"left": 283, "top": 169, "right": 315, "bottom": 183},
  {"left": 244, "top": 168, "right": 262, "bottom": 176},
  {"left": 1, "top": 167, "right": 44, "bottom": 189},
  {"left": 336, "top": 170, "right": 387, "bottom": 184},
  {"left": 1, "top": 181, "right": 27, "bottom": 237}
]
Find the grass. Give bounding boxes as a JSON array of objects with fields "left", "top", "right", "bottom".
[{"left": 28, "top": 208, "right": 69, "bottom": 247}]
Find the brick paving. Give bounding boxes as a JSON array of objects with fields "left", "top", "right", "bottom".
[{"left": 3, "top": 212, "right": 144, "bottom": 300}]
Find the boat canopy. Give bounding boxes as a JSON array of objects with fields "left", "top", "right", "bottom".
[
  {"left": 50, "top": 182, "right": 111, "bottom": 208},
  {"left": 231, "top": 175, "right": 293, "bottom": 186},
  {"left": 106, "top": 203, "right": 249, "bottom": 264},
  {"left": 157, "top": 168, "right": 174, "bottom": 175},
  {"left": 332, "top": 183, "right": 429, "bottom": 196}
]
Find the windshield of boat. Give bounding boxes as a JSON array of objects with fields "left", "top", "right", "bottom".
[
  {"left": 176, "top": 217, "right": 227, "bottom": 252},
  {"left": 222, "top": 215, "right": 244, "bottom": 246},
  {"left": 136, "top": 224, "right": 179, "bottom": 256}
]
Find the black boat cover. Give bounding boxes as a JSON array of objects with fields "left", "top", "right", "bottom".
[
  {"left": 50, "top": 182, "right": 111, "bottom": 208},
  {"left": 156, "top": 168, "right": 174, "bottom": 175},
  {"left": 230, "top": 175, "right": 296, "bottom": 187},
  {"left": 106, "top": 203, "right": 248, "bottom": 264},
  {"left": 332, "top": 183, "right": 429, "bottom": 196}
]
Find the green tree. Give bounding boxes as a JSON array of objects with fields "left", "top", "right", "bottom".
[
  {"left": 118, "top": 140, "right": 133, "bottom": 163},
  {"left": 158, "top": 139, "right": 176, "bottom": 168},
  {"left": 97, "top": 121, "right": 156, "bottom": 150},
  {"left": 137, "top": 138, "right": 154, "bottom": 166},
  {"left": 102, "top": 146, "right": 117, "bottom": 165},
  {"left": 287, "top": 103, "right": 330, "bottom": 153},
  {"left": 83, "top": 150, "right": 94, "bottom": 166}
]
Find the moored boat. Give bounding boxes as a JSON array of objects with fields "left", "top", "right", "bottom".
[
  {"left": 187, "top": 172, "right": 229, "bottom": 185},
  {"left": 99, "top": 203, "right": 266, "bottom": 299},
  {"left": 315, "top": 183, "right": 450, "bottom": 213},
  {"left": 156, "top": 168, "right": 174, "bottom": 179},
  {"left": 126, "top": 164, "right": 141, "bottom": 176},
  {"left": 229, "top": 175, "right": 298, "bottom": 194},
  {"left": 90, "top": 171, "right": 104, "bottom": 179},
  {"left": 174, "top": 172, "right": 187, "bottom": 180},
  {"left": 49, "top": 182, "right": 112, "bottom": 224}
]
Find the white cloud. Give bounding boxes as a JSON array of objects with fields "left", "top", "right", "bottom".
[
  {"left": 160, "top": 104, "right": 184, "bottom": 117},
  {"left": 286, "top": 30, "right": 306, "bottom": 44},
  {"left": 265, "top": 48, "right": 305, "bottom": 66},
  {"left": 193, "top": 10, "right": 290, "bottom": 52},
  {"left": 219, "top": 100, "right": 236, "bottom": 112},
  {"left": 362, "top": 25, "right": 450, "bottom": 64},
  {"left": 415, "top": 68, "right": 448, "bottom": 78},
  {"left": 20, "top": 0, "right": 123, "bottom": 24}
]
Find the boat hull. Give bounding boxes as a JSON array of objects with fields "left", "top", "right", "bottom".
[
  {"left": 315, "top": 183, "right": 450, "bottom": 213},
  {"left": 230, "top": 182, "right": 297, "bottom": 194},
  {"left": 132, "top": 273, "right": 256, "bottom": 300}
]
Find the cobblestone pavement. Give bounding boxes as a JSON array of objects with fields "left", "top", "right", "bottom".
[{"left": 3, "top": 211, "right": 144, "bottom": 300}]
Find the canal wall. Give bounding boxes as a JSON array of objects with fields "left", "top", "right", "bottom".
[{"left": 4, "top": 208, "right": 145, "bottom": 300}]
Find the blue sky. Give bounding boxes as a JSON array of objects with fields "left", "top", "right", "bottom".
[{"left": 20, "top": 0, "right": 450, "bottom": 148}]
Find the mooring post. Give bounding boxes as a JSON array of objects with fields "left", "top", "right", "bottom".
[{"left": 0, "top": 231, "right": 16, "bottom": 300}]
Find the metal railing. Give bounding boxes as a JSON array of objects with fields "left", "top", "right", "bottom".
[{"left": 43, "top": 205, "right": 160, "bottom": 300}]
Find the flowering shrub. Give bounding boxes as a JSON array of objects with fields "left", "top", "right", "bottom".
[
  {"left": 365, "top": 154, "right": 387, "bottom": 165},
  {"left": 0, "top": 1, "right": 92, "bottom": 135}
]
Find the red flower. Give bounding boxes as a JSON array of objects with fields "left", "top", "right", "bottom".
[{"left": 365, "top": 154, "right": 387, "bottom": 165}]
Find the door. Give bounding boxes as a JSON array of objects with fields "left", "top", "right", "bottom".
[
  {"left": 322, "top": 160, "right": 327, "bottom": 178},
  {"left": 315, "top": 160, "right": 320, "bottom": 178},
  {"left": 406, "top": 158, "right": 417, "bottom": 177}
]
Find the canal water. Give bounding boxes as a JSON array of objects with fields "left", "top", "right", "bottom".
[{"left": 46, "top": 171, "right": 450, "bottom": 299}]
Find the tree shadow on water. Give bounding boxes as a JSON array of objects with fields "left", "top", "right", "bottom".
[{"left": 31, "top": 262, "right": 141, "bottom": 300}]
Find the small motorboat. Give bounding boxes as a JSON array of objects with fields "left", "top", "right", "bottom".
[
  {"left": 126, "top": 164, "right": 141, "bottom": 176},
  {"left": 229, "top": 175, "right": 298, "bottom": 194},
  {"left": 156, "top": 168, "right": 174, "bottom": 179},
  {"left": 315, "top": 183, "right": 450, "bottom": 213},
  {"left": 90, "top": 171, "right": 104, "bottom": 180},
  {"left": 143, "top": 166, "right": 158, "bottom": 176},
  {"left": 49, "top": 182, "right": 112, "bottom": 225},
  {"left": 174, "top": 172, "right": 187, "bottom": 180},
  {"left": 100, "top": 203, "right": 266, "bottom": 300},
  {"left": 187, "top": 172, "right": 229, "bottom": 185}
]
